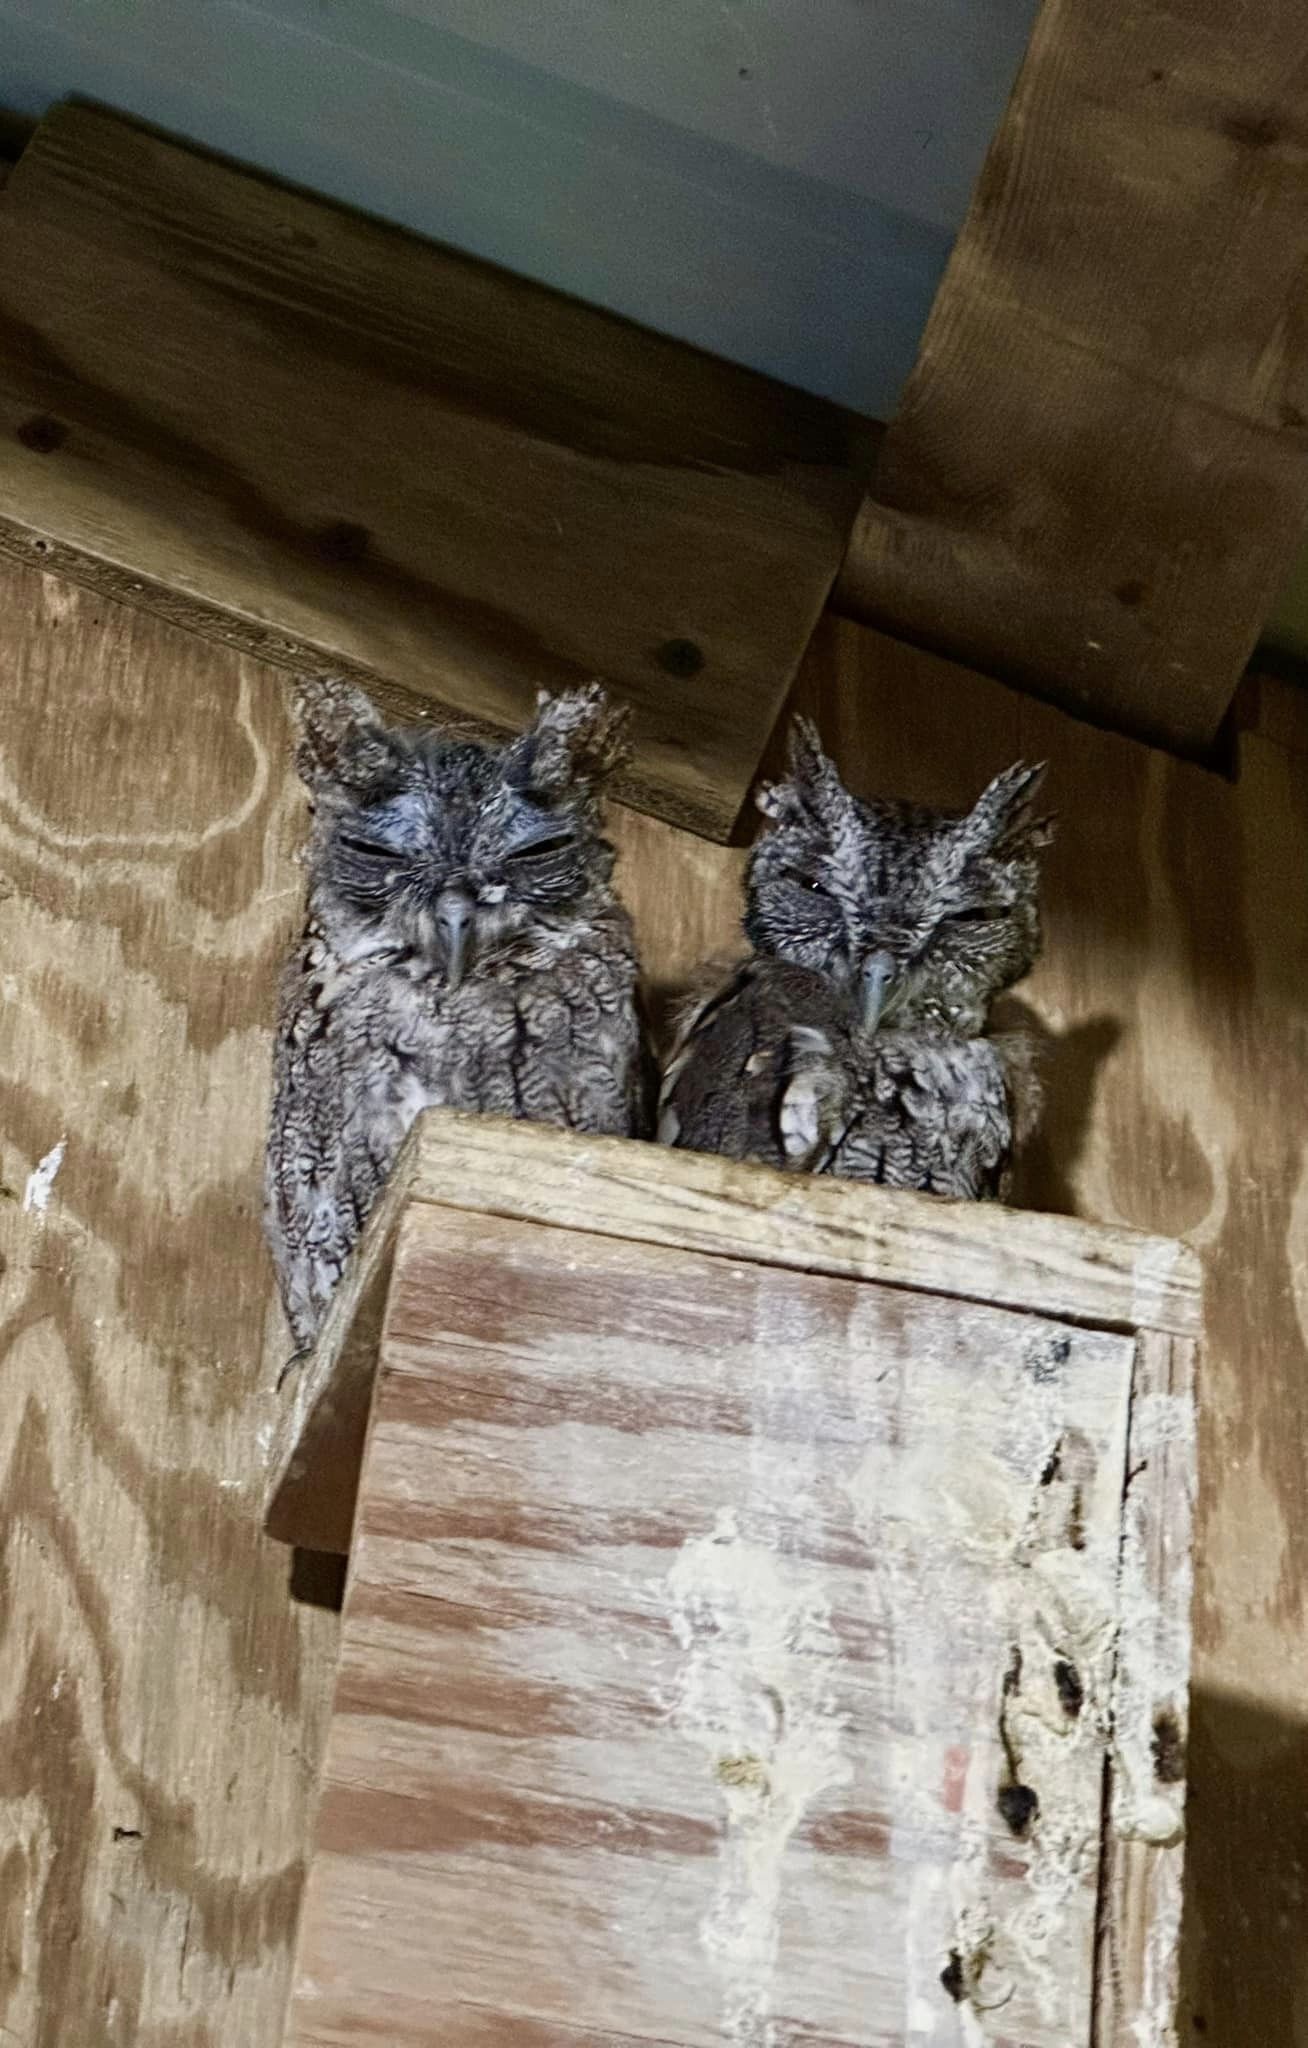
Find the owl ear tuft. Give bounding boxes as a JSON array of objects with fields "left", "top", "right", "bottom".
[
  {"left": 786, "top": 717, "right": 843, "bottom": 801},
  {"left": 758, "top": 717, "right": 851, "bottom": 829},
  {"left": 504, "top": 682, "right": 631, "bottom": 802},
  {"left": 966, "top": 760, "right": 1054, "bottom": 856},
  {"left": 292, "top": 676, "right": 393, "bottom": 799}
]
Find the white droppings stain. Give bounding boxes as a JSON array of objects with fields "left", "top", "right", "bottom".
[
  {"left": 22, "top": 1136, "right": 66, "bottom": 1214},
  {"left": 841, "top": 1326, "right": 1134, "bottom": 2043},
  {"left": 662, "top": 1508, "right": 851, "bottom": 2046},
  {"left": 256, "top": 1422, "right": 275, "bottom": 1464}
]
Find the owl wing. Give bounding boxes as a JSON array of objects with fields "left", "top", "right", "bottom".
[
  {"left": 658, "top": 958, "right": 855, "bottom": 1171},
  {"left": 828, "top": 1031, "right": 1018, "bottom": 1199},
  {"left": 264, "top": 925, "right": 399, "bottom": 1353}
]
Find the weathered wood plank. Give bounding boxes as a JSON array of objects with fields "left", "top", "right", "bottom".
[
  {"left": 399, "top": 1114, "right": 1201, "bottom": 1334},
  {"left": 265, "top": 1157, "right": 419, "bottom": 1557},
  {"left": 1096, "top": 1332, "right": 1197, "bottom": 2048},
  {"left": 0, "top": 560, "right": 336, "bottom": 2047},
  {"left": 265, "top": 1109, "right": 1199, "bottom": 1555},
  {"left": 833, "top": 0, "right": 1308, "bottom": 757},
  {"left": 0, "top": 101, "right": 873, "bottom": 840},
  {"left": 286, "top": 1201, "right": 1138, "bottom": 2046}
]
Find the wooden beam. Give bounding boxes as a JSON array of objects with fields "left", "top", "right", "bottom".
[
  {"left": 0, "top": 103, "right": 873, "bottom": 840},
  {"left": 832, "top": 0, "right": 1308, "bottom": 758}
]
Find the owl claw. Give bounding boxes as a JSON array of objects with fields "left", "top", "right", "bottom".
[{"left": 276, "top": 1345, "right": 314, "bottom": 1392}]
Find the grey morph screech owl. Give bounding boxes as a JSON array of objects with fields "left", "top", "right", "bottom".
[
  {"left": 265, "top": 677, "right": 646, "bottom": 1351},
  {"left": 658, "top": 719, "right": 1052, "bottom": 1199}
]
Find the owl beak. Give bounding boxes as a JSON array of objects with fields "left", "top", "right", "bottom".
[
  {"left": 859, "top": 950, "right": 896, "bottom": 1029},
  {"left": 435, "top": 886, "right": 475, "bottom": 988}
]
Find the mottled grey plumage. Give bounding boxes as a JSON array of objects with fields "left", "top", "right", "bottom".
[
  {"left": 659, "top": 720, "right": 1052, "bottom": 1199},
  {"left": 266, "top": 677, "right": 645, "bottom": 1350}
]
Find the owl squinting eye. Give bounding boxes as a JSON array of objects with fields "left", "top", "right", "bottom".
[
  {"left": 781, "top": 866, "right": 823, "bottom": 892},
  {"left": 951, "top": 907, "right": 993, "bottom": 925},
  {"left": 337, "top": 831, "right": 399, "bottom": 860},
  {"left": 503, "top": 832, "right": 575, "bottom": 864}
]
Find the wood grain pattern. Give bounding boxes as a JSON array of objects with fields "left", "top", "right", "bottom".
[
  {"left": 401, "top": 1115, "right": 1202, "bottom": 1332},
  {"left": 287, "top": 1201, "right": 1139, "bottom": 2047},
  {"left": 267, "top": 1109, "right": 1198, "bottom": 1555},
  {"left": 833, "top": 0, "right": 1308, "bottom": 758},
  {"left": 0, "top": 559, "right": 337, "bottom": 2045},
  {"left": 0, "top": 101, "right": 873, "bottom": 840}
]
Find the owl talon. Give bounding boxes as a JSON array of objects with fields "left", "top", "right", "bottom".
[{"left": 276, "top": 1345, "right": 314, "bottom": 1392}]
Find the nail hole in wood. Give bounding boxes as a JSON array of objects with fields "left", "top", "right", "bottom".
[{"left": 654, "top": 637, "right": 705, "bottom": 678}]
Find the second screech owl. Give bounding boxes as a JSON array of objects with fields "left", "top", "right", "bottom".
[
  {"left": 659, "top": 720, "right": 1052, "bottom": 1198},
  {"left": 266, "top": 678, "right": 645, "bottom": 1351}
]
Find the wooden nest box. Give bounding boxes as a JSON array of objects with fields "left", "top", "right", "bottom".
[{"left": 266, "top": 1111, "right": 1199, "bottom": 2047}]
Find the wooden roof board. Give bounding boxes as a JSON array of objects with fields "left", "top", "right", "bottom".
[
  {"left": 834, "top": 0, "right": 1308, "bottom": 759},
  {"left": 0, "top": 102, "right": 875, "bottom": 839}
]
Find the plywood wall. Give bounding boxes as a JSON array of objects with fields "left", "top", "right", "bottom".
[
  {"left": 2, "top": 551, "right": 1303, "bottom": 2043},
  {"left": 0, "top": 564, "right": 338, "bottom": 2048}
]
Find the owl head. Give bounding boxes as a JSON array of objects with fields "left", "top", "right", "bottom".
[
  {"left": 293, "top": 677, "right": 629, "bottom": 983},
  {"left": 746, "top": 720, "right": 1052, "bottom": 1034}
]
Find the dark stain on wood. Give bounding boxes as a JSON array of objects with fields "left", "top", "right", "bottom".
[
  {"left": 997, "top": 1781, "right": 1041, "bottom": 1838},
  {"left": 940, "top": 1950, "right": 966, "bottom": 2003},
  {"left": 314, "top": 520, "right": 370, "bottom": 565},
  {"left": 1152, "top": 1708, "right": 1187, "bottom": 1785},
  {"left": 1055, "top": 1659, "right": 1085, "bottom": 1718},
  {"left": 1222, "top": 109, "right": 1283, "bottom": 151}
]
